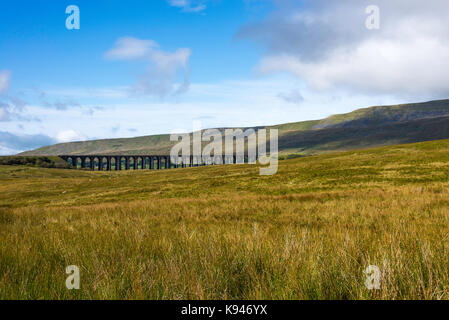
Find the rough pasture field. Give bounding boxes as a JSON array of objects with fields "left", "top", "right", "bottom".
[{"left": 1, "top": 139, "right": 449, "bottom": 299}]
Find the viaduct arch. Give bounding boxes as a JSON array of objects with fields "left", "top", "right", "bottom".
[{"left": 59, "top": 154, "right": 248, "bottom": 171}]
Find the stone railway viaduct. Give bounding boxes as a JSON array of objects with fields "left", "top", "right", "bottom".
[{"left": 59, "top": 155, "right": 250, "bottom": 171}]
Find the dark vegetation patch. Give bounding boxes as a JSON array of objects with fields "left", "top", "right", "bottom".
[{"left": 0, "top": 156, "right": 72, "bottom": 169}]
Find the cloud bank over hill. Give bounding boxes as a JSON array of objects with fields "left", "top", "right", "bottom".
[{"left": 0, "top": 131, "right": 56, "bottom": 155}]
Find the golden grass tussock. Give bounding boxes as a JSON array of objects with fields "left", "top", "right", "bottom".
[{"left": 1, "top": 139, "right": 449, "bottom": 299}]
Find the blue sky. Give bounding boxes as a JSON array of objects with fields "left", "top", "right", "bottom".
[
  {"left": 0, "top": 1, "right": 267, "bottom": 87},
  {"left": 1, "top": 0, "right": 448, "bottom": 154}
]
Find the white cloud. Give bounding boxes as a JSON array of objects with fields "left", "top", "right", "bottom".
[
  {"left": 259, "top": 24, "right": 449, "bottom": 97},
  {"left": 0, "top": 105, "right": 11, "bottom": 121},
  {"left": 56, "top": 130, "right": 86, "bottom": 143},
  {"left": 42, "top": 87, "right": 130, "bottom": 99},
  {"left": 0, "top": 70, "right": 11, "bottom": 94},
  {"left": 277, "top": 89, "right": 304, "bottom": 104},
  {"left": 241, "top": 0, "right": 449, "bottom": 99},
  {"left": 104, "top": 37, "right": 158, "bottom": 60},
  {"left": 0, "top": 77, "right": 35, "bottom": 122},
  {"left": 167, "top": 0, "right": 206, "bottom": 13},
  {"left": 105, "top": 37, "right": 191, "bottom": 97}
]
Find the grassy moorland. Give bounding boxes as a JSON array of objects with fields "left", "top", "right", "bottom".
[{"left": 1, "top": 139, "right": 449, "bottom": 299}]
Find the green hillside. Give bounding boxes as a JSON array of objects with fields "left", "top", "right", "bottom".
[{"left": 19, "top": 99, "right": 449, "bottom": 156}]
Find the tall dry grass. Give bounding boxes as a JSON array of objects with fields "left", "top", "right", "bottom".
[{"left": 1, "top": 139, "right": 449, "bottom": 299}]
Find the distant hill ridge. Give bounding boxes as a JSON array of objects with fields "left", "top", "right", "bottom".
[{"left": 20, "top": 98, "right": 449, "bottom": 156}]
